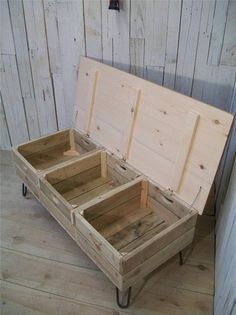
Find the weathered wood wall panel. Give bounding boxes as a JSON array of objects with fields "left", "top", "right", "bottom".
[
  {"left": 215, "top": 157, "right": 236, "bottom": 315},
  {"left": 23, "top": 0, "right": 58, "bottom": 135},
  {"left": 0, "top": 0, "right": 235, "bottom": 207},
  {"left": 1, "top": 0, "right": 235, "bottom": 144},
  {"left": 0, "top": 1, "right": 236, "bottom": 312},
  {"left": 9, "top": 0, "right": 41, "bottom": 139}
]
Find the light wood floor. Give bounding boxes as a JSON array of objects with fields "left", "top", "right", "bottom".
[{"left": 0, "top": 150, "right": 214, "bottom": 315}]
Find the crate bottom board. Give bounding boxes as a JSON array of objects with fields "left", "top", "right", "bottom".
[
  {"left": 53, "top": 173, "right": 121, "bottom": 209},
  {"left": 87, "top": 203, "right": 170, "bottom": 253},
  {"left": 39, "top": 191, "right": 195, "bottom": 291},
  {"left": 38, "top": 187, "right": 196, "bottom": 292},
  {"left": 82, "top": 189, "right": 181, "bottom": 255}
]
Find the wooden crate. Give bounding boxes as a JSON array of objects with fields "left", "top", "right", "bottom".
[
  {"left": 12, "top": 128, "right": 98, "bottom": 198},
  {"left": 39, "top": 150, "right": 140, "bottom": 224},
  {"left": 13, "top": 57, "right": 233, "bottom": 305},
  {"left": 73, "top": 180, "right": 198, "bottom": 290}
]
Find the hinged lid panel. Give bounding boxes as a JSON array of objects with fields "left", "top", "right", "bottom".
[
  {"left": 74, "top": 57, "right": 233, "bottom": 214},
  {"left": 74, "top": 57, "right": 139, "bottom": 159}
]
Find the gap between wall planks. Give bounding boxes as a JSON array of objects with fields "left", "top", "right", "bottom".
[{"left": 0, "top": 0, "right": 235, "bottom": 210}]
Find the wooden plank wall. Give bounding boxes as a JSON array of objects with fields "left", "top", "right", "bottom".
[
  {"left": 0, "top": 1, "right": 235, "bottom": 313},
  {"left": 0, "top": 0, "right": 235, "bottom": 147},
  {"left": 0, "top": 0, "right": 235, "bottom": 204},
  {"left": 215, "top": 157, "right": 236, "bottom": 315},
  {"left": 0, "top": 5, "right": 235, "bottom": 168}
]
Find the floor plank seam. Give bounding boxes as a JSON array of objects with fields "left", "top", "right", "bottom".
[
  {"left": 1, "top": 280, "right": 132, "bottom": 314},
  {"left": 0, "top": 246, "right": 101, "bottom": 273}
]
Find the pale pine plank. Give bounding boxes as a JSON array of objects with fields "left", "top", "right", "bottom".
[{"left": 1, "top": 150, "right": 214, "bottom": 314}]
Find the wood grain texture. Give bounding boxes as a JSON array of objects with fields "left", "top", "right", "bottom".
[
  {"left": 0, "top": 5, "right": 235, "bottom": 305},
  {"left": 1, "top": 0, "right": 235, "bottom": 145},
  {"left": 0, "top": 150, "right": 214, "bottom": 314},
  {"left": 215, "top": 158, "right": 236, "bottom": 315}
]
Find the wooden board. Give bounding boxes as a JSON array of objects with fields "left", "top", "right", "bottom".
[
  {"left": 74, "top": 57, "right": 142, "bottom": 158},
  {"left": 73, "top": 57, "right": 233, "bottom": 214},
  {"left": 2, "top": 150, "right": 214, "bottom": 312}
]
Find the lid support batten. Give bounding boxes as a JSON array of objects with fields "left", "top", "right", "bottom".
[
  {"left": 123, "top": 89, "right": 142, "bottom": 161},
  {"left": 87, "top": 70, "right": 99, "bottom": 135},
  {"left": 171, "top": 111, "right": 200, "bottom": 192}
]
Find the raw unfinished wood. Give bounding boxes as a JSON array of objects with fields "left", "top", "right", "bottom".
[
  {"left": 73, "top": 179, "right": 197, "bottom": 286},
  {"left": 12, "top": 57, "right": 232, "bottom": 298},
  {"left": 79, "top": 179, "right": 143, "bottom": 222},
  {"left": 171, "top": 111, "right": 200, "bottom": 192},
  {"left": 12, "top": 128, "right": 99, "bottom": 199},
  {"left": 40, "top": 151, "right": 140, "bottom": 224},
  {"left": 87, "top": 70, "right": 99, "bottom": 134},
  {"left": 74, "top": 57, "right": 233, "bottom": 214},
  {"left": 2, "top": 150, "right": 214, "bottom": 313}
]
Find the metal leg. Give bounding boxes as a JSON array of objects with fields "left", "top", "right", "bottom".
[
  {"left": 116, "top": 287, "right": 132, "bottom": 308},
  {"left": 179, "top": 251, "right": 184, "bottom": 265},
  {"left": 22, "top": 183, "right": 27, "bottom": 197}
]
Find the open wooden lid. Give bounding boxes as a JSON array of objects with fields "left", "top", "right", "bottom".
[{"left": 74, "top": 57, "right": 233, "bottom": 214}]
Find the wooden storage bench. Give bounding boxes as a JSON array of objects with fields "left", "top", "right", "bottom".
[
  {"left": 73, "top": 180, "right": 198, "bottom": 292},
  {"left": 12, "top": 128, "right": 98, "bottom": 198},
  {"left": 13, "top": 57, "right": 233, "bottom": 308}
]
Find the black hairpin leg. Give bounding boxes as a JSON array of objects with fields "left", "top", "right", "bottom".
[
  {"left": 22, "top": 183, "right": 27, "bottom": 197},
  {"left": 179, "top": 251, "right": 184, "bottom": 265},
  {"left": 116, "top": 287, "right": 132, "bottom": 308}
]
